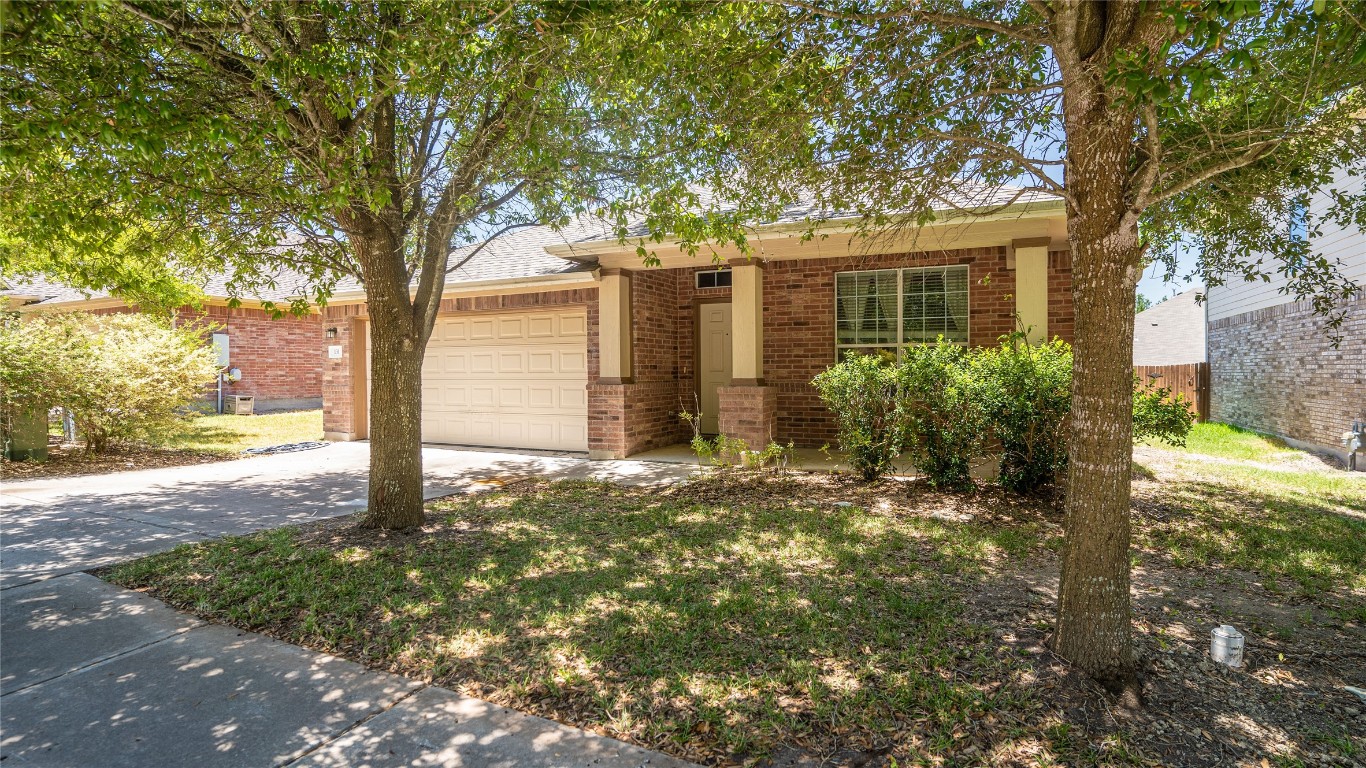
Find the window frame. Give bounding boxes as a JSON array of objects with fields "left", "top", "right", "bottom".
[
  {"left": 833, "top": 264, "right": 971, "bottom": 357},
  {"left": 695, "top": 269, "right": 733, "bottom": 289}
]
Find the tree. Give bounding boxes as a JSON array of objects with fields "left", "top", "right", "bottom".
[
  {"left": 2, "top": 1, "right": 795, "bottom": 527},
  {"left": 1135, "top": 293, "right": 1153, "bottom": 313},
  {"left": 708, "top": 0, "right": 1364, "bottom": 695}
]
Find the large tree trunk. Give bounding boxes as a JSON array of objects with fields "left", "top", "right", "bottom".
[
  {"left": 1054, "top": 212, "right": 1144, "bottom": 697},
  {"left": 357, "top": 236, "right": 430, "bottom": 530},
  {"left": 1049, "top": 4, "right": 1152, "bottom": 699}
]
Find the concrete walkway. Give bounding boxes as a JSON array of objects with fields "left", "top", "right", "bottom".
[{"left": 1, "top": 444, "right": 697, "bottom": 767}]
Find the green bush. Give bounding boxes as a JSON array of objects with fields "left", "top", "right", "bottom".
[
  {"left": 1132, "top": 378, "right": 1196, "bottom": 446},
  {"left": 811, "top": 335, "right": 1199, "bottom": 490},
  {"left": 812, "top": 352, "right": 904, "bottom": 481},
  {"left": 971, "top": 334, "right": 1073, "bottom": 493},
  {"left": 896, "top": 342, "right": 986, "bottom": 489},
  {"left": 0, "top": 310, "right": 221, "bottom": 453}
]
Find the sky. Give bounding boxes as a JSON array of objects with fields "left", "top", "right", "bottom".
[{"left": 1137, "top": 246, "right": 1204, "bottom": 303}]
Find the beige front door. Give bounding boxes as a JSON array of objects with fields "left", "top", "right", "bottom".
[{"left": 697, "top": 303, "right": 732, "bottom": 434}]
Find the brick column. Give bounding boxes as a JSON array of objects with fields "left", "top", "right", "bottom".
[
  {"left": 717, "top": 384, "right": 777, "bottom": 450},
  {"left": 588, "top": 383, "right": 630, "bottom": 459}
]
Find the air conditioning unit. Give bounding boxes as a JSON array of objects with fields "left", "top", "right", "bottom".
[{"left": 227, "top": 395, "right": 255, "bottom": 416}]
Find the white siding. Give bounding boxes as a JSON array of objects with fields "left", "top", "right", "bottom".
[{"left": 1206, "top": 164, "right": 1366, "bottom": 321}]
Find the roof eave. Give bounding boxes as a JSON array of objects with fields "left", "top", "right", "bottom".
[{"left": 543, "top": 198, "right": 1066, "bottom": 259}]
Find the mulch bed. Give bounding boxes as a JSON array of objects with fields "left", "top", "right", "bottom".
[{"left": 1, "top": 440, "right": 229, "bottom": 481}]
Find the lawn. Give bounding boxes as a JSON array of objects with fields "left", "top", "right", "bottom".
[
  {"left": 2, "top": 409, "right": 323, "bottom": 480},
  {"left": 154, "top": 408, "right": 324, "bottom": 454},
  {"left": 105, "top": 423, "right": 1366, "bottom": 767}
]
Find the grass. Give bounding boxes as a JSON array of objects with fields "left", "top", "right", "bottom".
[
  {"left": 109, "top": 479, "right": 1079, "bottom": 765},
  {"left": 1171, "top": 422, "right": 1304, "bottom": 463},
  {"left": 1132, "top": 423, "right": 1366, "bottom": 596},
  {"left": 154, "top": 409, "right": 323, "bottom": 454},
  {"left": 105, "top": 423, "right": 1366, "bottom": 766}
]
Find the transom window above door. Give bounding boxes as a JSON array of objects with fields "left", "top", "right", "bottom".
[{"left": 835, "top": 265, "right": 970, "bottom": 353}]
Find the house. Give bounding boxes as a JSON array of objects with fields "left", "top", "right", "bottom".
[
  {"left": 1205, "top": 162, "right": 1365, "bottom": 464},
  {"left": 0, "top": 272, "right": 324, "bottom": 412},
  {"left": 320, "top": 189, "right": 1075, "bottom": 458},
  {"left": 1133, "top": 288, "right": 1206, "bottom": 366}
]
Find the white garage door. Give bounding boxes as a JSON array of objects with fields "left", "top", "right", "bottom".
[{"left": 370, "top": 310, "right": 589, "bottom": 452}]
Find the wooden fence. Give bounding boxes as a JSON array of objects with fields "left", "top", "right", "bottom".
[{"left": 1133, "top": 363, "right": 1210, "bottom": 422}]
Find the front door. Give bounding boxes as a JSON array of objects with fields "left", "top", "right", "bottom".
[{"left": 697, "top": 303, "right": 733, "bottom": 434}]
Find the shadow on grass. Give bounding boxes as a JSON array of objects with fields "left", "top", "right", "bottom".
[
  {"left": 106, "top": 477, "right": 1060, "bottom": 763},
  {"left": 103, "top": 470, "right": 1365, "bottom": 766}
]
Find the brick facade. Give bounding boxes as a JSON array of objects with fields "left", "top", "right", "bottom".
[
  {"left": 190, "top": 305, "right": 323, "bottom": 408},
  {"left": 1208, "top": 296, "right": 1365, "bottom": 459},
  {"left": 717, "top": 385, "right": 778, "bottom": 449},
  {"left": 321, "top": 246, "right": 1076, "bottom": 456}
]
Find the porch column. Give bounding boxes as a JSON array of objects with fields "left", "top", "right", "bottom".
[
  {"left": 599, "top": 268, "right": 633, "bottom": 383},
  {"left": 718, "top": 258, "right": 777, "bottom": 450},
  {"left": 729, "top": 258, "right": 764, "bottom": 384},
  {"left": 1012, "top": 237, "right": 1050, "bottom": 343}
]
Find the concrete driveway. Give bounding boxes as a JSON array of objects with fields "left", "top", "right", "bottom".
[
  {"left": 0, "top": 443, "right": 697, "bottom": 767},
  {"left": 1, "top": 441, "right": 694, "bottom": 589}
]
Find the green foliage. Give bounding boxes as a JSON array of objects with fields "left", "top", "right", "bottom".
[
  {"left": 752, "top": 440, "right": 795, "bottom": 473},
  {"left": 1133, "top": 380, "right": 1197, "bottom": 447},
  {"left": 0, "top": 310, "right": 220, "bottom": 454},
  {"left": 811, "top": 352, "right": 904, "bottom": 481},
  {"left": 971, "top": 335, "right": 1073, "bottom": 493},
  {"left": 896, "top": 343, "right": 986, "bottom": 491},
  {"left": 814, "top": 337, "right": 1199, "bottom": 490}
]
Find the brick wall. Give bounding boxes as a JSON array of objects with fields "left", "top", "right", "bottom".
[
  {"left": 322, "top": 287, "right": 598, "bottom": 441},
  {"left": 188, "top": 305, "right": 323, "bottom": 406},
  {"left": 588, "top": 270, "right": 690, "bottom": 456},
  {"left": 1208, "top": 296, "right": 1365, "bottom": 455}
]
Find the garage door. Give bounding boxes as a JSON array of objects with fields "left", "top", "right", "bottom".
[{"left": 369, "top": 310, "right": 589, "bottom": 451}]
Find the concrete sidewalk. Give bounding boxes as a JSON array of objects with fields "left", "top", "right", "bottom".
[{"left": 1, "top": 574, "right": 692, "bottom": 767}]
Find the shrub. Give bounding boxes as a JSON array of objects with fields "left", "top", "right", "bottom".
[
  {"left": 0, "top": 311, "right": 220, "bottom": 453},
  {"left": 972, "top": 334, "right": 1073, "bottom": 493},
  {"left": 812, "top": 352, "right": 904, "bottom": 481},
  {"left": 1132, "top": 378, "right": 1196, "bottom": 446},
  {"left": 811, "top": 338, "right": 1197, "bottom": 490},
  {"left": 896, "top": 342, "right": 986, "bottom": 489}
]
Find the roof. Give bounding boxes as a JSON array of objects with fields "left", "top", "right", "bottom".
[
  {"left": 1133, "top": 288, "right": 1207, "bottom": 366},
  {"left": 328, "top": 220, "right": 608, "bottom": 297}
]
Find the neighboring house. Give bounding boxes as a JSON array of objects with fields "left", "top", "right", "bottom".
[
  {"left": 1133, "top": 288, "right": 1206, "bottom": 366},
  {"left": 1205, "top": 163, "right": 1365, "bottom": 464},
  {"left": 320, "top": 189, "right": 1076, "bottom": 458},
  {"left": 0, "top": 273, "right": 324, "bottom": 412}
]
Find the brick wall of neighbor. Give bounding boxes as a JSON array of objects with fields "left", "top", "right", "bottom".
[
  {"left": 186, "top": 305, "right": 323, "bottom": 406},
  {"left": 92, "top": 303, "right": 323, "bottom": 408},
  {"left": 1209, "top": 296, "right": 1365, "bottom": 456},
  {"left": 322, "top": 287, "right": 598, "bottom": 441}
]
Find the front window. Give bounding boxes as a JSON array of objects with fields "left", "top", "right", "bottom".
[{"left": 835, "top": 265, "right": 969, "bottom": 355}]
